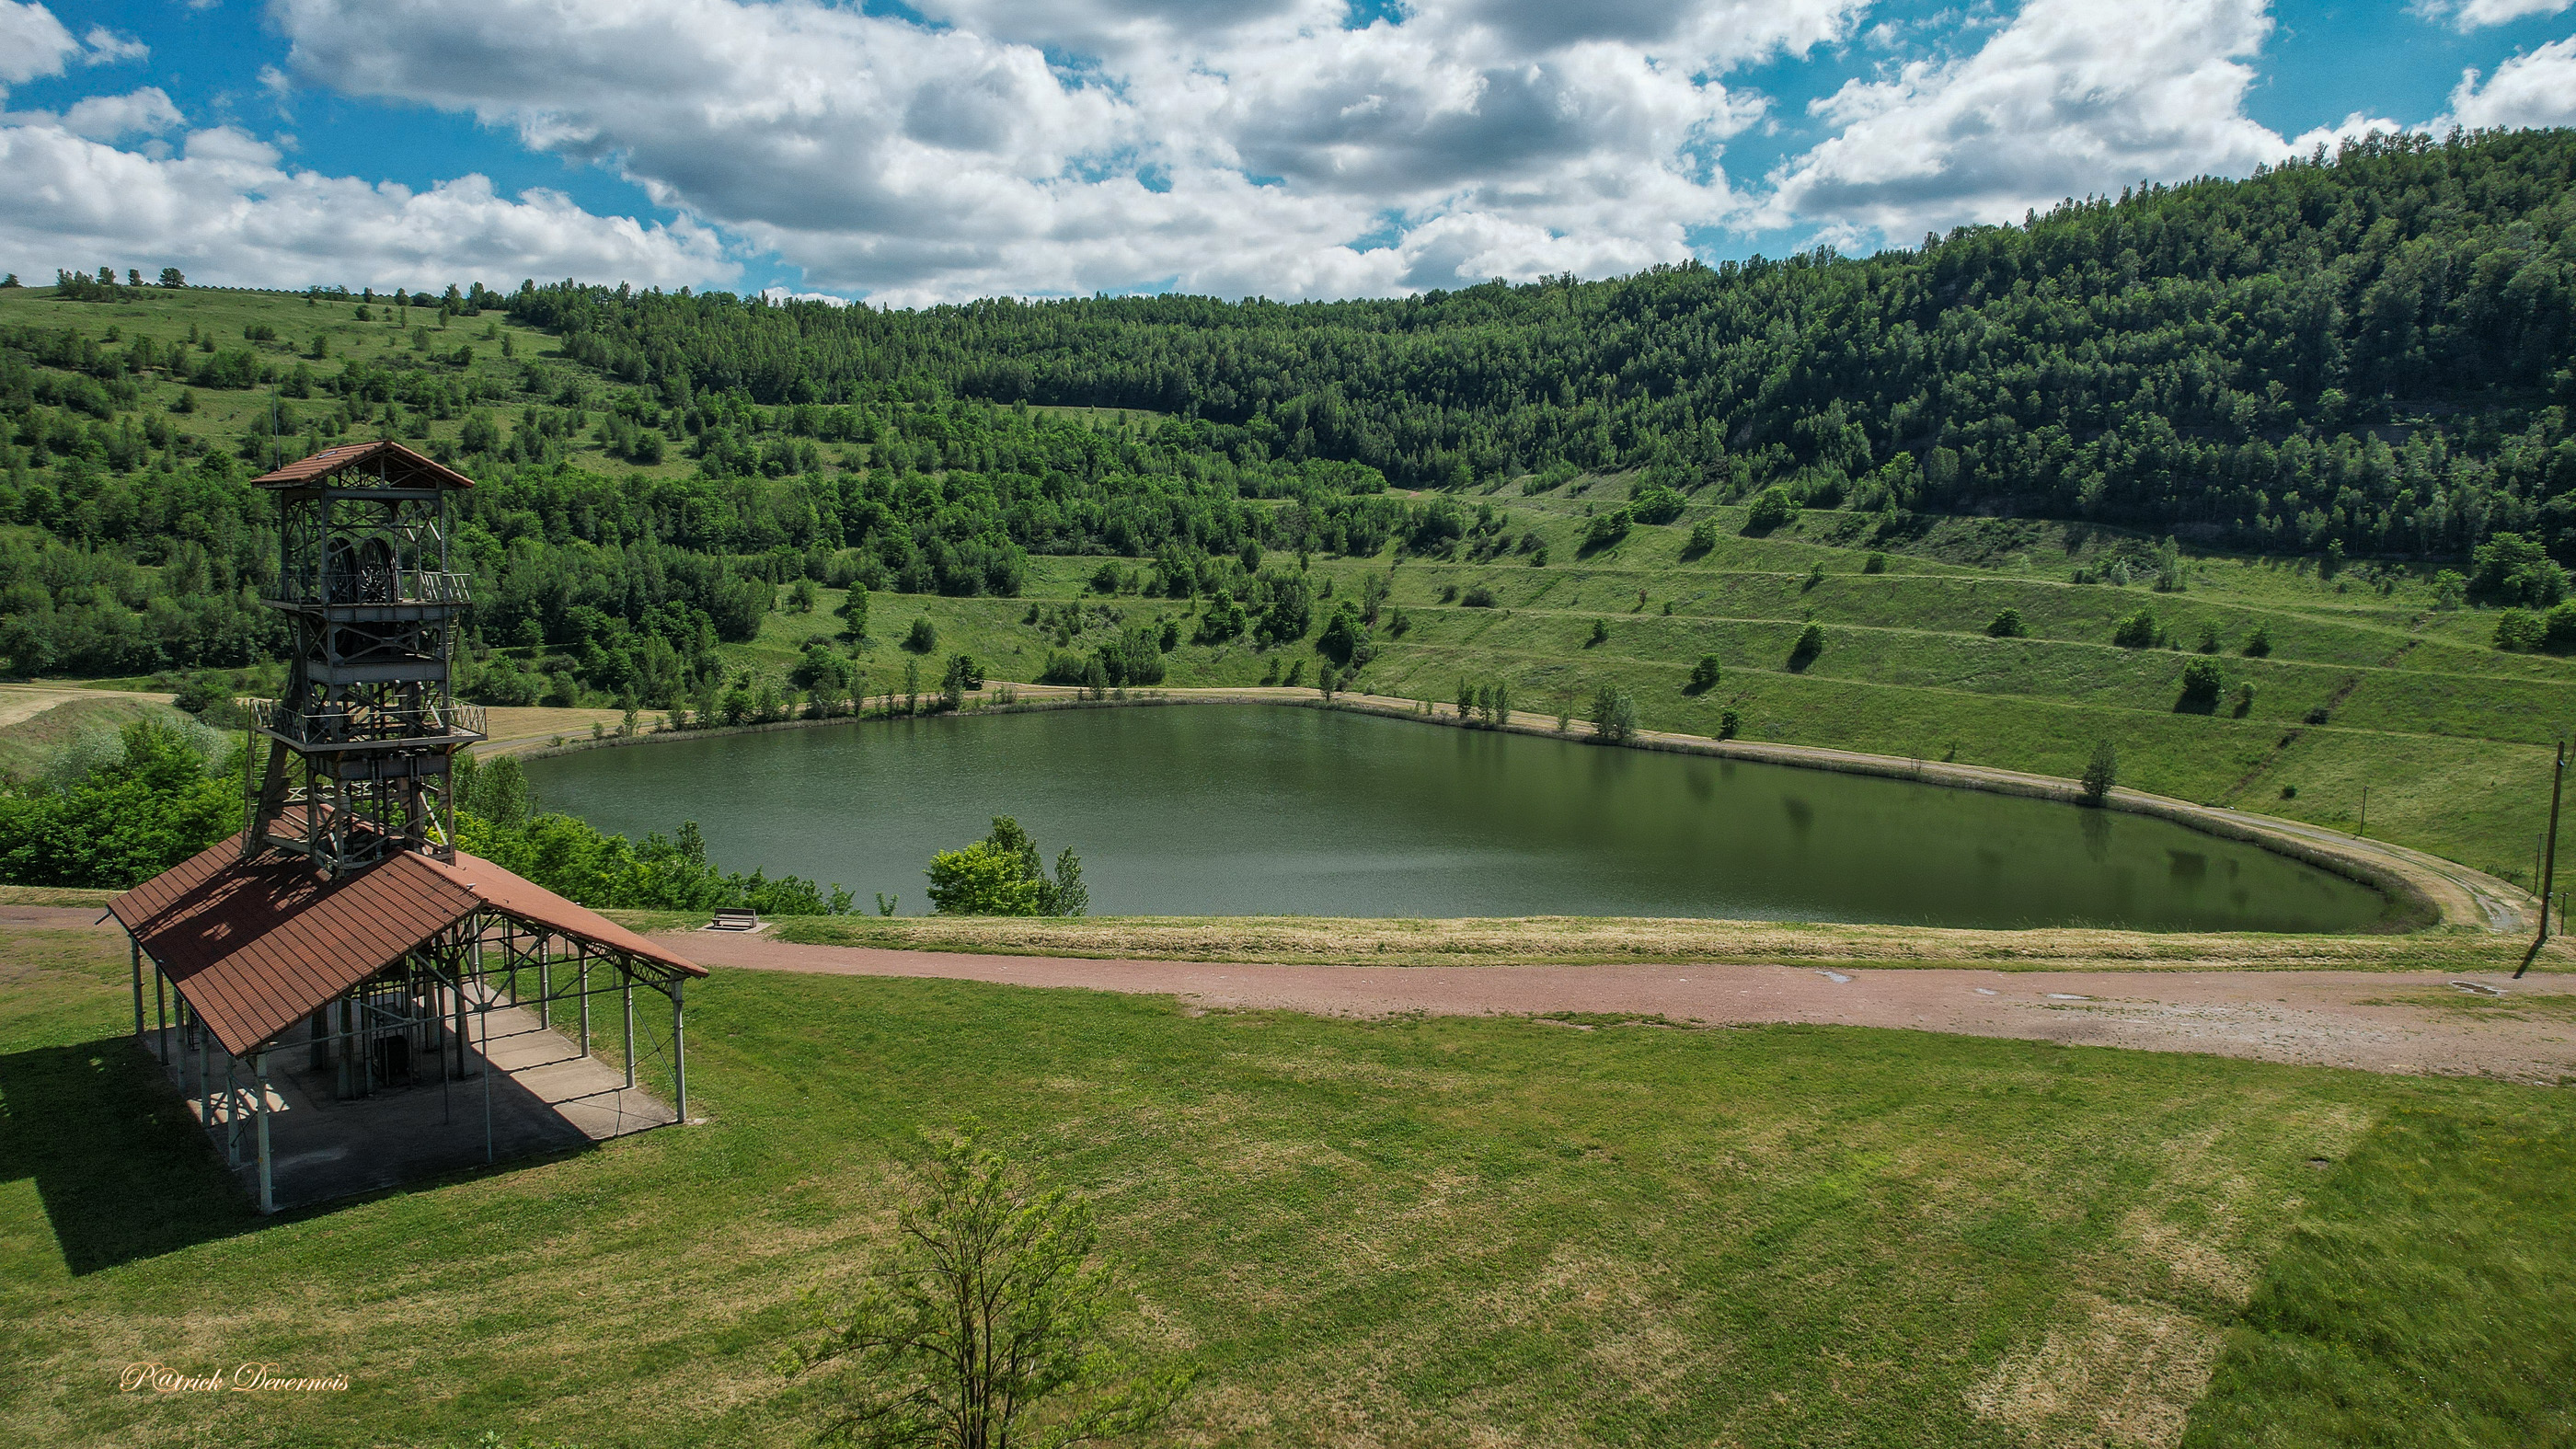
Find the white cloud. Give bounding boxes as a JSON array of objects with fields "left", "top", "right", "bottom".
[
  {"left": 1765, "top": 0, "right": 2287, "bottom": 241},
  {"left": 263, "top": 0, "right": 1868, "bottom": 302},
  {"left": 51, "top": 86, "right": 184, "bottom": 140},
  {"left": 0, "top": 1, "right": 77, "bottom": 86},
  {"left": 0, "top": 121, "right": 733, "bottom": 291},
  {"left": 2443, "top": 36, "right": 2576, "bottom": 129},
  {"left": 2416, "top": 0, "right": 2572, "bottom": 31},
  {"left": 77, "top": 25, "right": 145, "bottom": 64},
  {"left": 2285, "top": 109, "right": 2408, "bottom": 156},
  {"left": 0, "top": 4, "right": 146, "bottom": 101}
]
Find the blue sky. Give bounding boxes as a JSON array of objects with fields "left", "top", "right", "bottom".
[{"left": 3, "top": 0, "right": 2571, "bottom": 305}]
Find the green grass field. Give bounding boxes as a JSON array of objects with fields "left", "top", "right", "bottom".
[{"left": 5, "top": 918, "right": 2572, "bottom": 1447}]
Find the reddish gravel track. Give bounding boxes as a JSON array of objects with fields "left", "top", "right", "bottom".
[
  {"left": 678, "top": 929, "right": 2576, "bottom": 1084},
  {"left": 20, "top": 904, "right": 2568, "bottom": 1083}
]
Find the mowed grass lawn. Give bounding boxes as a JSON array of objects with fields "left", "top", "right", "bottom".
[{"left": 5, "top": 925, "right": 2572, "bottom": 1448}]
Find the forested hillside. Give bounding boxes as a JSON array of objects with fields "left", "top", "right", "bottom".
[
  {"left": 509, "top": 129, "right": 2576, "bottom": 557},
  {"left": 5, "top": 129, "right": 2576, "bottom": 884}
]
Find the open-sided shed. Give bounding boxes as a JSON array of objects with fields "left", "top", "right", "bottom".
[{"left": 115, "top": 829, "right": 706, "bottom": 1212}]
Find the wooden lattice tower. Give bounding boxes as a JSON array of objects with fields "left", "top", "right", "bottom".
[{"left": 247, "top": 442, "right": 486, "bottom": 872}]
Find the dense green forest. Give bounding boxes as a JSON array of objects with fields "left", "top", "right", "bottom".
[
  {"left": 505, "top": 129, "right": 2576, "bottom": 551},
  {"left": 5, "top": 129, "right": 2571, "bottom": 701}
]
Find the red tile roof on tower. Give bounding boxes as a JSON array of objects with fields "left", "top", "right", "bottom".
[
  {"left": 250, "top": 439, "right": 477, "bottom": 491},
  {"left": 112, "top": 834, "right": 702, "bottom": 1057}
]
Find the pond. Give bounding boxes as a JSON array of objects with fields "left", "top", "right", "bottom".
[{"left": 521, "top": 704, "right": 2394, "bottom": 932}]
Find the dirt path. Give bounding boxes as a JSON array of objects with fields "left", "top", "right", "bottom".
[
  {"left": 0, "top": 683, "right": 174, "bottom": 729},
  {"left": 20, "top": 902, "right": 2567, "bottom": 1082},
  {"left": 678, "top": 928, "right": 2576, "bottom": 1084}
]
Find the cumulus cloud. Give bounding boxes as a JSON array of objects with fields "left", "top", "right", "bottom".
[
  {"left": 2285, "top": 110, "right": 2409, "bottom": 156},
  {"left": 2415, "top": 0, "right": 2573, "bottom": 31},
  {"left": 0, "top": 5, "right": 144, "bottom": 92},
  {"left": 1764, "top": 0, "right": 2288, "bottom": 240},
  {"left": 2443, "top": 36, "right": 2576, "bottom": 129},
  {"left": 47, "top": 86, "right": 185, "bottom": 141},
  {"left": 0, "top": 121, "right": 732, "bottom": 291},
  {"left": 263, "top": 0, "right": 1866, "bottom": 303},
  {"left": 0, "top": 2, "right": 75, "bottom": 86}
]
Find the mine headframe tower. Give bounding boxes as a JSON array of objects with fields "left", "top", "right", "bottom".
[{"left": 246, "top": 441, "right": 486, "bottom": 873}]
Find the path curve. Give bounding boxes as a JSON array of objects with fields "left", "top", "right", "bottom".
[{"left": 679, "top": 929, "right": 2576, "bottom": 1085}]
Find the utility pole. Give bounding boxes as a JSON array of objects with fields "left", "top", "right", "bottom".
[{"left": 2516, "top": 738, "right": 2566, "bottom": 980}]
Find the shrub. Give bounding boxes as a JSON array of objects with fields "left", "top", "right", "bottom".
[
  {"left": 2112, "top": 610, "right": 2159, "bottom": 648},
  {"left": 2233, "top": 683, "right": 2256, "bottom": 718},
  {"left": 1628, "top": 482, "right": 1685, "bottom": 524},
  {"left": 1581, "top": 508, "right": 1632, "bottom": 552},
  {"left": 2470, "top": 532, "right": 2568, "bottom": 607},
  {"left": 1743, "top": 486, "right": 1796, "bottom": 533},
  {"left": 1460, "top": 583, "right": 1498, "bottom": 608},
  {"left": 1718, "top": 707, "right": 1741, "bottom": 740},
  {"left": 1591, "top": 685, "right": 1638, "bottom": 743},
  {"left": 1986, "top": 608, "right": 2025, "bottom": 638},
  {"left": 2494, "top": 610, "right": 2546, "bottom": 652},
  {"left": 904, "top": 616, "right": 937, "bottom": 653},
  {"left": 1587, "top": 618, "right": 1609, "bottom": 647},
  {"left": 1687, "top": 654, "right": 1720, "bottom": 694},
  {"left": 2545, "top": 602, "right": 2576, "bottom": 654},
  {"left": 2177, "top": 657, "right": 2225, "bottom": 712},
  {"left": 2079, "top": 741, "right": 2118, "bottom": 806},
  {"left": 1862, "top": 552, "right": 1888, "bottom": 574},
  {"left": 2242, "top": 624, "right": 2272, "bottom": 657},
  {"left": 1801, "top": 566, "right": 1826, "bottom": 592},
  {"left": 777, "top": 1126, "right": 1185, "bottom": 1445},
  {"left": 923, "top": 817, "right": 1087, "bottom": 916},
  {"left": 2195, "top": 622, "right": 2222, "bottom": 653},
  {"left": 1788, "top": 623, "right": 1824, "bottom": 671},
  {"left": 1682, "top": 519, "right": 1719, "bottom": 558}
]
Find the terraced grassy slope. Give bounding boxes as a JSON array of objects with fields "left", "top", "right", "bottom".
[{"left": 730, "top": 501, "right": 2569, "bottom": 887}]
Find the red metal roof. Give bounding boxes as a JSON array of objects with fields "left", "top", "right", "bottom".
[
  {"left": 423, "top": 851, "right": 705, "bottom": 981},
  {"left": 113, "top": 837, "right": 702, "bottom": 1057},
  {"left": 250, "top": 439, "right": 477, "bottom": 491}
]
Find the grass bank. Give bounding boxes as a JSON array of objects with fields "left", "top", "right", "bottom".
[
  {"left": 5, "top": 917, "right": 2572, "bottom": 1446},
  {"left": 760, "top": 912, "right": 2570, "bottom": 973}
]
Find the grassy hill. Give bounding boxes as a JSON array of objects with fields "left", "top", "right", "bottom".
[{"left": 2, "top": 281, "right": 2568, "bottom": 890}]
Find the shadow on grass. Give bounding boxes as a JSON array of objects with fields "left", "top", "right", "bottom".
[{"left": 0, "top": 1037, "right": 254, "bottom": 1274}]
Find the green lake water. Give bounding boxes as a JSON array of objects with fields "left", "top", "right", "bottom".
[{"left": 520, "top": 704, "right": 2392, "bottom": 931}]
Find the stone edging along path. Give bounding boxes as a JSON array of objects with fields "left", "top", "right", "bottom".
[{"left": 481, "top": 682, "right": 2527, "bottom": 936}]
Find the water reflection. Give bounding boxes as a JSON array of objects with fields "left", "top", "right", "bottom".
[{"left": 523, "top": 706, "right": 2392, "bottom": 932}]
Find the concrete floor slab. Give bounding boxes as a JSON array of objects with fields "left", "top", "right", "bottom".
[{"left": 149, "top": 1004, "right": 679, "bottom": 1212}]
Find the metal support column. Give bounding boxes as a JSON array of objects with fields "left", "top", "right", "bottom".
[
  {"left": 621, "top": 971, "right": 636, "bottom": 1089},
  {"left": 197, "top": 1013, "right": 213, "bottom": 1137},
  {"left": 538, "top": 953, "right": 550, "bottom": 1029},
  {"left": 224, "top": 1059, "right": 243, "bottom": 1167},
  {"left": 130, "top": 939, "right": 144, "bottom": 1045},
  {"left": 254, "top": 1051, "right": 275, "bottom": 1214},
  {"left": 155, "top": 958, "right": 167, "bottom": 1064},
  {"left": 577, "top": 952, "right": 591, "bottom": 1058},
  {"left": 671, "top": 979, "right": 687, "bottom": 1123}
]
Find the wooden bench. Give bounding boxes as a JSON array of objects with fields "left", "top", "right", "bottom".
[{"left": 706, "top": 908, "right": 762, "bottom": 932}]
